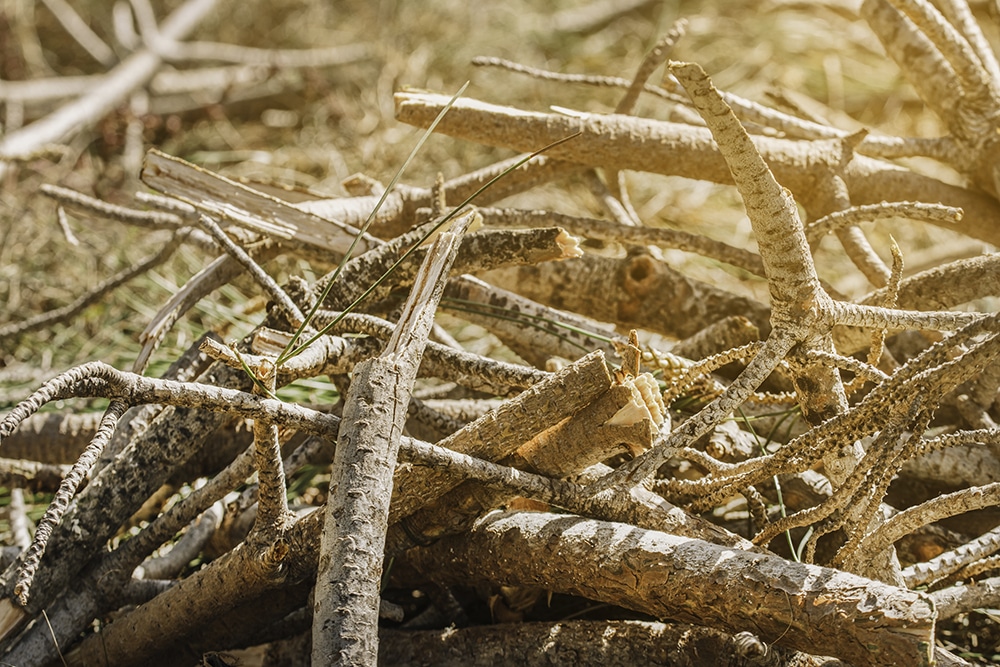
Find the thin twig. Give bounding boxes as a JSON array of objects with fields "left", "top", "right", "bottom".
[{"left": 14, "top": 401, "right": 128, "bottom": 606}]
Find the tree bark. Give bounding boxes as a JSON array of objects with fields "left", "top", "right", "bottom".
[
  {"left": 404, "top": 510, "right": 936, "bottom": 667},
  {"left": 379, "top": 621, "right": 848, "bottom": 667},
  {"left": 312, "top": 212, "right": 473, "bottom": 665}
]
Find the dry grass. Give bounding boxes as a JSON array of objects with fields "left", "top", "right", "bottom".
[{"left": 3, "top": 0, "right": 984, "bottom": 403}]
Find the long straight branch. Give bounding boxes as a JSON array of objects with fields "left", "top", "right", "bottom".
[
  {"left": 394, "top": 91, "right": 1000, "bottom": 245},
  {"left": 312, "top": 212, "right": 474, "bottom": 666}
]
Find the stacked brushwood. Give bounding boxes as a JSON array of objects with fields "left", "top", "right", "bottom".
[{"left": 3, "top": 0, "right": 1000, "bottom": 665}]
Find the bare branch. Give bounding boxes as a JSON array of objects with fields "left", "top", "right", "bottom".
[
  {"left": 404, "top": 510, "right": 936, "bottom": 666},
  {"left": 312, "top": 211, "right": 473, "bottom": 665},
  {"left": 0, "top": 0, "right": 218, "bottom": 178}
]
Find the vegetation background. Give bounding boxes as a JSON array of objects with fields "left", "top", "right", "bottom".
[{"left": 6, "top": 0, "right": 985, "bottom": 395}]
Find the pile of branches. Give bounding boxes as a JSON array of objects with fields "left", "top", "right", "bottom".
[{"left": 3, "top": 0, "right": 1000, "bottom": 665}]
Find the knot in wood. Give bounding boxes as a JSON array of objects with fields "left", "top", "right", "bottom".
[{"left": 618, "top": 252, "right": 673, "bottom": 321}]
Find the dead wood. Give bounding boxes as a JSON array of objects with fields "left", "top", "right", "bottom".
[
  {"left": 0, "top": 411, "right": 100, "bottom": 464},
  {"left": 379, "top": 620, "right": 850, "bottom": 667},
  {"left": 0, "top": 0, "right": 218, "bottom": 178},
  {"left": 394, "top": 91, "right": 1000, "bottom": 245},
  {"left": 312, "top": 211, "right": 473, "bottom": 665},
  {"left": 4, "top": 1, "right": 1000, "bottom": 664},
  {"left": 483, "top": 251, "right": 773, "bottom": 339},
  {"left": 389, "top": 349, "right": 612, "bottom": 523},
  {"left": 403, "top": 509, "right": 935, "bottom": 667}
]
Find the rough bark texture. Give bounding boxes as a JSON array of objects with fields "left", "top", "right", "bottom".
[
  {"left": 404, "top": 510, "right": 936, "bottom": 667},
  {"left": 63, "top": 537, "right": 297, "bottom": 666},
  {"left": 312, "top": 214, "right": 470, "bottom": 665},
  {"left": 6, "top": 1, "right": 1000, "bottom": 662},
  {"left": 379, "top": 621, "right": 848, "bottom": 667},
  {"left": 0, "top": 360, "right": 249, "bottom": 627},
  {"left": 483, "top": 251, "right": 773, "bottom": 340},
  {"left": 313, "top": 358, "right": 409, "bottom": 664},
  {"left": 389, "top": 349, "right": 611, "bottom": 523},
  {"left": 0, "top": 412, "right": 99, "bottom": 464},
  {"left": 394, "top": 91, "right": 1000, "bottom": 244}
]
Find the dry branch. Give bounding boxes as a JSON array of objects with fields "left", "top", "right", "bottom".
[
  {"left": 404, "top": 510, "right": 936, "bottom": 667},
  {"left": 312, "top": 211, "right": 473, "bottom": 665},
  {"left": 441, "top": 275, "right": 620, "bottom": 367},
  {"left": 0, "top": 359, "right": 251, "bottom": 638},
  {"left": 0, "top": 412, "right": 102, "bottom": 464},
  {"left": 389, "top": 348, "right": 612, "bottom": 523},
  {"left": 0, "top": 0, "right": 217, "bottom": 177},
  {"left": 141, "top": 149, "right": 378, "bottom": 256},
  {"left": 380, "top": 620, "right": 847, "bottom": 667},
  {"left": 394, "top": 91, "right": 1000, "bottom": 245},
  {"left": 483, "top": 252, "right": 773, "bottom": 339},
  {"left": 5, "top": 1, "right": 1000, "bottom": 662}
]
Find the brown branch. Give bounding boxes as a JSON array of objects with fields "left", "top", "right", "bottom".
[
  {"left": 478, "top": 207, "right": 766, "bottom": 276},
  {"left": 483, "top": 251, "right": 772, "bottom": 339},
  {"left": 380, "top": 620, "right": 846, "bottom": 667},
  {"left": 312, "top": 211, "right": 473, "bottom": 665},
  {"left": 404, "top": 510, "right": 935, "bottom": 667},
  {"left": 394, "top": 91, "right": 1000, "bottom": 245},
  {"left": 313, "top": 311, "right": 549, "bottom": 397},
  {"left": 0, "top": 412, "right": 102, "bottom": 464},
  {"left": 388, "top": 349, "right": 612, "bottom": 524},
  {"left": 441, "top": 275, "right": 620, "bottom": 367}
]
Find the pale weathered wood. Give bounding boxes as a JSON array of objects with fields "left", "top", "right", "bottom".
[
  {"left": 141, "top": 149, "right": 379, "bottom": 256},
  {"left": 0, "top": 0, "right": 217, "bottom": 179},
  {"left": 312, "top": 212, "right": 474, "bottom": 666},
  {"left": 394, "top": 91, "right": 1000, "bottom": 245},
  {"left": 405, "top": 510, "right": 936, "bottom": 667},
  {"left": 389, "top": 349, "right": 612, "bottom": 523}
]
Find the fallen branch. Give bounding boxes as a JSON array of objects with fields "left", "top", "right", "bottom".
[
  {"left": 312, "top": 211, "right": 474, "bottom": 665},
  {"left": 404, "top": 510, "right": 936, "bottom": 667}
]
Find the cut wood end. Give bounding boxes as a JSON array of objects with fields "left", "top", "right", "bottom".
[
  {"left": 556, "top": 229, "right": 584, "bottom": 258},
  {"left": 667, "top": 60, "right": 707, "bottom": 85},
  {"left": 200, "top": 337, "right": 239, "bottom": 365},
  {"left": 252, "top": 327, "right": 294, "bottom": 357},
  {"left": 606, "top": 373, "right": 667, "bottom": 429}
]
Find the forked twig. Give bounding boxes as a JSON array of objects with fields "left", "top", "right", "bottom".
[{"left": 584, "top": 62, "right": 985, "bottom": 505}]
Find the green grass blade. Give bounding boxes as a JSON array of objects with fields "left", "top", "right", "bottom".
[
  {"left": 282, "top": 131, "right": 582, "bottom": 361},
  {"left": 278, "top": 81, "right": 471, "bottom": 365}
]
